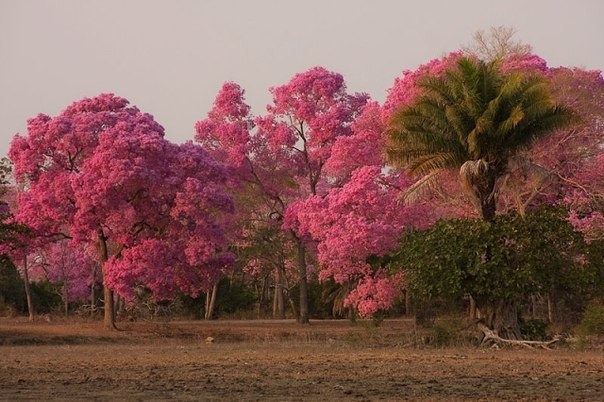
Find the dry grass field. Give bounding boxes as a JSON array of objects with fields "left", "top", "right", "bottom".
[{"left": 1, "top": 317, "right": 603, "bottom": 401}]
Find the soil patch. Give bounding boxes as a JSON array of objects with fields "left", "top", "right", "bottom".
[{"left": 1, "top": 318, "right": 603, "bottom": 401}]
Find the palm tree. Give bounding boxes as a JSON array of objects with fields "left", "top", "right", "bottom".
[
  {"left": 387, "top": 56, "right": 577, "bottom": 339},
  {"left": 387, "top": 56, "right": 577, "bottom": 221}
]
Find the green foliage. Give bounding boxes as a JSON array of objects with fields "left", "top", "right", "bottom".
[
  {"left": 0, "top": 159, "right": 32, "bottom": 253},
  {"left": 431, "top": 325, "right": 453, "bottom": 347},
  {"left": 418, "top": 315, "right": 476, "bottom": 347},
  {"left": 309, "top": 280, "right": 349, "bottom": 319},
  {"left": 520, "top": 318, "right": 549, "bottom": 341},
  {"left": 171, "top": 279, "right": 259, "bottom": 319},
  {"left": 29, "top": 281, "right": 62, "bottom": 314},
  {"left": 0, "top": 256, "right": 25, "bottom": 314},
  {"left": 578, "top": 300, "right": 604, "bottom": 336},
  {"left": 391, "top": 207, "right": 597, "bottom": 306},
  {"left": 586, "top": 239, "right": 604, "bottom": 298},
  {"left": 173, "top": 294, "right": 204, "bottom": 319},
  {"left": 214, "top": 278, "right": 257, "bottom": 317},
  {"left": 1, "top": 257, "right": 62, "bottom": 316}
]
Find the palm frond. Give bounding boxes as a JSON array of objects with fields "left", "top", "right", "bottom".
[{"left": 402, "top": 170, "right": 445, "bottom": 203}]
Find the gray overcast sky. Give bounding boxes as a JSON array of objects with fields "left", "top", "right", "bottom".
[{"left": 1, "top": 0, "right": 603, "bottom": 158}]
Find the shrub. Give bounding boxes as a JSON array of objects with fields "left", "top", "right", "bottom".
[
  {"left": 520, "top": 318, "right": 550, "bottom": 341},
  {"left": 0, "top": 257, "right": 26, "bottom": 314},
  {"left": 214, "top": 279, "right": 257, "bottom": 317},
  {"left": 432, "top": 325, "right": 452, "bottom": 346},
  {"left": 30, "top": 281, "right": 62, "bottom": 314},
  {"left": 578, "top": 300, "right": 604, "bottom": 336}
]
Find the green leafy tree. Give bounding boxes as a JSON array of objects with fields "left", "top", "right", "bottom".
[{"left": 392, "top": 208, "right": 597, "bottom": 339}]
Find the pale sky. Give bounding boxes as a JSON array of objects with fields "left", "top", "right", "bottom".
[{"left": 1, "top": 0, "right": 602, "bottom": 158}]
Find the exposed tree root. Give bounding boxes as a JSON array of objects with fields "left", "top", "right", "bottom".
[{"left": 478, "top": 323, "right": 559, "bottom": 350}]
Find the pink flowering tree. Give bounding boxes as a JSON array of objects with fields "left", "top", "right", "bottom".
[
  {"left": 282, "top": 100, "right": 434, "bottom": 318},
  {"left": 286, "top": 164, "right": 437, "bottom": 318},
  {"left": 289, "top": 54, "right": 473, "bottom": 320},
  {"left": 27, "top": 240, "right": 99, "bottom": 314},
  {"left": 195, "top": 82, "right": 295, "bottom": 318},
  {"left": 382, "top": 52, "right": 464, "bottom": 121},
  {"left": 10, "top": 94, "right": 233, "bottom": 328},
  {"left": 73, "top": 133, "right": 234, "bottom": 305},
  {"left": 536, "top": 67, "right": 604, "bottom": 241},
  {"left": 197, "top": 68, "right": 369, "bottom": 323},
  {"left": 261, "top": 67, "right": 369, "bottom": 323}
]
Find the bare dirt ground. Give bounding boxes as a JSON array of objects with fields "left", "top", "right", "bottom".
[{"left": 1, "top": 317, "right": 603, "bottom": 401}]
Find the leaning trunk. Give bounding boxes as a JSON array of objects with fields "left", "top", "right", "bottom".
[
  {"left": 478, "top": 299, "right": 522, "bottom": 340},
  {"left": 22, "top": 255, "right": 34, "bottom": 322},
  {"left": 204, "top": 282, "right": 218, "bottom": 320}
]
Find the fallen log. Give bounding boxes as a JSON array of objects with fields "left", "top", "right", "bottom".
[{"left": 478, "top": 323, "right": 560, "bottom": 349}]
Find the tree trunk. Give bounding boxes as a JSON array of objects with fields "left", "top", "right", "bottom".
[
  {"left": 63, "top": 284, "right": 69, "bottom": 316},
  {"left": 98, "top": 231, "right": 116, "bottom": 330},
  {"left": 22, "top": 255, "right": 34, "bottom": 322},
  {"left": 468, "top": 294, "right": 478, "bottom": 320},
  {"left": 204, "top": 282, "right": 218, "bottom": 320},
  {"left": 296, "top": 238, "right": 309, "bottom": 324},
  {"left": 470, "top": 169, "right": 522, "bottom": 338},
  {"left": 59, "top": 244, "right": 69, "bottom": 316},
  {"left": 272, "top": 264, "right": 285, "bottom": 319},
  {"left": 478, "top": 299, "right": 522, "bottom": 340},
  {"left": 281, "top": 268, "right": 298, "bottom": 319},
  {"left": 547, "top": 293, "right": 554, "bottom": 323},
  {"left": 102, "top": 286, "right": 115, "bottom": 328},
  {"left": 405, "top": 289, "right": 413, "bottom": 317},
  {"left": 90, "top": 263, "right": 97, "bottom": 317},
  {"left": 258, "top": 276, "right": 270, "bottom": 318},
  {"left": 115, "top": 294, "right": 125, "bottom": 319}
]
